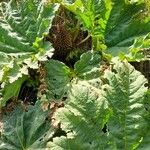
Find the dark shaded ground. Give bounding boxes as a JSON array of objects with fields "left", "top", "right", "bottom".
[{"left": 47, "top": 6, "right": 92, "bottom": 66}]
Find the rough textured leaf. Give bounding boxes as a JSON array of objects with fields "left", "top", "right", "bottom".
[
  {"left": 46, "top": 136, "right": 91, "bottom": 150},
  {"left": 45, "top": 60, "right": 71, "bottom": 100},
  {"left": 74, "top": 52, "right": 101, "bottom": 80},
  {"left": 47, "top": 60, "right": 149, "bottom": 149},
  {"left": 0, "top": 0, "right": 59, "bottom": 106},
  {"left": 0, "top": 0, "right": 58, "bottom": 53},
  {"left": 47, "top": 81, "right": 111, "bottom": 149},
  {"left": 0, "top": 0, "right": 59, "bottom": 82},
  {"left": 104, "top": 59, "right": 148, "bottom": 150},
  {"left": 137, "top": 90, "right": 150, "bottom": 150},
  {"left": 0, "top": 102, "right": 54, "bottom": 150},
  {"left": 63, "top": 0, "right": 150, "bottom": 56},
  {"left": 45, "top": 52, "right": 102, "bottom": 101}
]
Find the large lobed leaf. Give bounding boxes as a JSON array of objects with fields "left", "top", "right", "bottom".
[
  {"left": 0, "top": 0, "right": 59, "bottom": 107},
  {"left": 0, "top": 0, "right": 59, "bottom": 81},
  {"left": 0, "top": 102, "right": 54, "bottom": 150},
  {"left": 137, "top": 90, "right": 150, "bottom": 150},
  {"left": 62, "top": 0, "right": 150, "bottom": 57},
  {"left": 47, "top": 136, "right": 92, "bottom": 150},
  {"left": 74, "top": 52, "right": 101, "bottom": 80},
  {"left": 45, "top": 60, "right": 71, "bottom": 100},
  {"left": 0, "top": 0, "right": 58, "bottom": 53},
  {"left": 47, "top": 81, "right": 111, "bottom": 149},
  {"left": 104, "top": 59, "right": 148, "bottom": 149},
  {"left": 47, "top": 60, "right": 149, "bottom": 149},
  {"left": 44, "top": 52, "right": 102, "bottom": 101}
]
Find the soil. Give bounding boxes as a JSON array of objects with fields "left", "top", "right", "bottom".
[{"left": 46, "top": 6, "right": 92, "bottom": 66}]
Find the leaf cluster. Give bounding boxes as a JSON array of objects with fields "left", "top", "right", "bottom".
[{"left": 0, "top": 0, "right": 150, "bottom": 150}]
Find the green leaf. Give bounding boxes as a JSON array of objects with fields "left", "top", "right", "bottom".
[
  {"left": 0, "top": 0, "right": 58, "bottom": 53},
  {"left": 47, "top": 136, "right": 92, "bottom": 150},
  {"left": 137, "top": 115, "right": 150, "bottom": 150},
  {"left": 104, "top": 59, "right": 148, "bottom": 149},
  {"left": 45, "top": 60, "right": 71, "bottom": 100},
  {"left": 62, "top": 0, "right": 150, "bottom": 57},
  {"left": 0, "top": 0, "right": 59, "bottom": 106},
  {"left": 0, "top": 102, "right": 54, "bottom": 150},
  {"left": 45, "top": 52, "right": 102, "bottom": 101},
  {"left": 63, "top": 0, "right": 111, "bottom": 37},
  {"left": 47, "top": 81, "right": 111, "bottom": 149},
  {"left": 46, "top": 59, "right": 149, "bottom": 149},
  {"left": 137, "top": 90, "right": 150, "bottom": 150},
  {"left": 124, "top": 33, "right": 150, "bottom": 61},
  {"left": 0, "top": 76, "right": 27, "bottom": 107},
  {"left": 0, "top": 0, "right": 59, "bottom": 83},
  {"left": 74, "top": 52, "right": 101, "bottom": 80}
]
